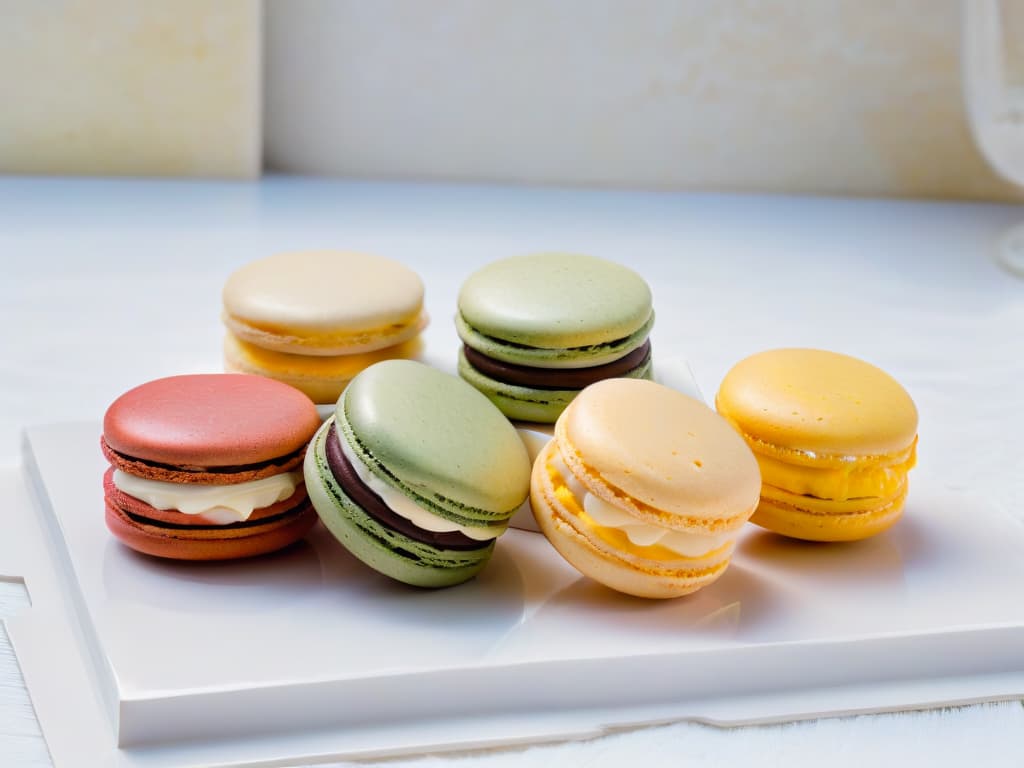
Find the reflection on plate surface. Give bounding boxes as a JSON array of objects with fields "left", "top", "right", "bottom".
[{"left": 21, "top": 421, "right": 1024, "bottom": 753}]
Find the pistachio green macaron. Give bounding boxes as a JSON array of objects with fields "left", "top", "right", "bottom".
[
  {"left": 304, "top": 359, "right": 531, "bottom": 587},
  {"left": 456, "top": 253, "right": 655, "bottom": 423}
]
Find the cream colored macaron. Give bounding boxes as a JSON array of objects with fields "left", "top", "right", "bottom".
[
  {"left": 531, "top": 378, "right": 761, "bottom": 599},
  {"left": 223, "top": 250, "right": 428, "bottom": 356},
  {"left": 222, "top": 250, "right": 429, "bottom": 403},
  {"left": 223, "top": 333, "right": 423, "bottom": 404}
]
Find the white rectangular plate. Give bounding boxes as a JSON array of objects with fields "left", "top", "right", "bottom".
[{"left": 10, "top": 421, "right": 1024, "bottom": 767}]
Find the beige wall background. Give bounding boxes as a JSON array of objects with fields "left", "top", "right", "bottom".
[
  {"left": 265, "top": 0, "right": 1023, "bottom": 200},
  {"left": 2, "top": 0, "right": 1023, "bottom": 200},
  {"left": 0, "top": 0, "right": 261, "bottom": 178}
]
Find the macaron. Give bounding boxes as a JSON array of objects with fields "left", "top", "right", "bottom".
[
  {"left": 715, "top": 348, "right": 919, "bottom": 542},
  {"left": 222, "top": 250, "right": 427, "bottom": 403},
  {"left": 456, "top": 253, "right": 654, "bottom": 423},
  {"left": 531, "top": 378, "right": 761, "bottom": 598},
  {"left": 304, "top": 360, "right": 532, "bottom": 588},
  {"left": 102, "top": 374, "right": 322, "bottom": 560}
]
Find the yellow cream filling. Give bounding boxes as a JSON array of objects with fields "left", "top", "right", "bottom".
[
  {"left": 227, "top": 308, "right": 425, "bottom": 348},
  {"left": 547, "top": 461, "right": 729, "bottom": 562},
  {"left": 227, "top": 335, "right": 423, "bottom": 377},
  {"left": 760, "top": 481, "right": 907, "bottom": 515},
  {"left": 756, "top": 448, "right": 915, "bottom": 501}
]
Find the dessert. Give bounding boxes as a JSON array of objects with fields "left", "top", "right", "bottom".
[
  {"left": 304, "top": 359, "right": 532, "bottom": 588},
  {"left": 222, "top": 250, "right": 427, "bottom": 403},
  {"left": 456, "top": 253, "right": 654, "bottom": 423},
  {"left": 531, "top": 378, "right": 761, "bottom": 598},
  {"left": 224, "top": 333, "right": 421, "bottom": 406},
  {"left": 715, "top": 348, "right": 919, "bottom": 542},
  {"left": 102, "top": 374, "right": 322, "bottom": 559}
]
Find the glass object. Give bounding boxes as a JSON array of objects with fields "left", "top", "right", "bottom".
[{"left": 963, "top": 0, "right": 1024, "bottom": 276}]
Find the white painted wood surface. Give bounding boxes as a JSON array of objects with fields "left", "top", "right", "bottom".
[
  {"left": 2, "top": 176, "right": 1023, "bottom": 766},
  {"left": 0, "top": 583, "right": 51, "bottom": 766}
]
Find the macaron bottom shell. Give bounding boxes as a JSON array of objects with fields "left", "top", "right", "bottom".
[
  {"left": 224, "top": 333, "right": 424, "bottom": 405},
  {"left": 105, "top": 499, "right": 318, "bottom": 560},
  {"left": 531, "top": 441, "right": 733, "bottom": 599},
  {"left": 457, "top": 347, "right": 653, "bottom": 424},
  {"left": 304, "top": 419, "right": 494, "bottom": 588},
  {"left": 752, "top": 483, "right": 908, "bottom": 542}
]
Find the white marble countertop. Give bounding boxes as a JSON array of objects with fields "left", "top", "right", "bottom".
[{"left": 1, "top": 176, "right": 1023, "bottom": 766}]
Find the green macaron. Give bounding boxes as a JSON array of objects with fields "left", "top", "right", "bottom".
[
  {"left": 456, "top": 253, "right": 655, "bottom": 422},
  {"left": 303, "top": 359, "right": 531, "bottom": 588}
]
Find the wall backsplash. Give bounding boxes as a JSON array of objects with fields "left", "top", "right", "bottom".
[
  {"left": 265, "top": 0, "right": 1024, "bottom": 200},
  {"left": 0, "top": 0, "right": 260, "bottom": 178},
  {"left": 1, "top": 0, "right": 1021, "bottom": 198}
]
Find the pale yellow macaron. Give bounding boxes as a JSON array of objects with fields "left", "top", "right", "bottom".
[
  {"left": 222, "top": 251, "right": 428, "bottom": 403},
  {"left": 715, "top": 348, "right": 918, "bottom": 542},
  {"left": 223, "top": 333, "right": 423, "bottom": 404},
  {"left": 531, "top": 378, "right": 761, "bottom": 599}
]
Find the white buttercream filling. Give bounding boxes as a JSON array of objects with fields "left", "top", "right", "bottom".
[
  {"left": 551, "top": 452, "right": 732, "bottom": 557},
  {"left": 336, "top": 429, "right": 502, "bottom": 542},
  {"left": 112, "top": 470, "right": 302, "bottom": 525}
]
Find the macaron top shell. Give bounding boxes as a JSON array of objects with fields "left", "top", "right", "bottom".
[
  {"left": 103, "top": 374, "right": 321, "bottom": 467},
  {"left": 557, "top": 378, "right": 761, "bottom": 523},
  {"left": 457, "top": 253, "right": 653, "bottom": 349},
  {"left": 339, "top": 360, "right": 531, "bottom": 517},
  {"left": 715, "top": 348, "right": 918, "bottom": 457},
  {"left": 223, "top": 250, "right": 424, "bottom": 334}
]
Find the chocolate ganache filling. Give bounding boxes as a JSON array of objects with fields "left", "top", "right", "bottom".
[
  {"left": 324, "top": 424, "right": 491, "bottom": 551},
  {"left": 463, "top": 339, "right": 651, "bottom": 390}
]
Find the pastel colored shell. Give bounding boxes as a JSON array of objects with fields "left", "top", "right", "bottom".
[
  {"left": 455, "top": 253, "right": 656, "bottom": 423},
  {"left": 222, "top": 250, "right": 427, "bottom": 355},
  {"left": 304, "top": 360, "right": 532, "bottom": 588},
  {"left": 457, "top": 253, "right": 652, "bottom": 351},
  {"left": 102, "top": 373, "right": 322, "bottom": 560},
  {"left": 224, "top": 332, "right": 423, "bottom": 405},
  {"left": 103, "top": 373, "right": 321, "bottom": 468},
  {"left": 715, "top": 348, "right": 918, "bottom": 457},
  {"left": 532, "top": 378, "right": 761, "bottom": 599},
  {"left": 340, "top": 360, "right": 532, "bottom": 520},
  {"left": 558, "top": 378, "right": 762, "bottom": 529}
]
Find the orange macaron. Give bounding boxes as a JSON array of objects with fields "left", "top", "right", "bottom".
[{"left": 102, "top": 374, "right": 322, "bottom": 560}]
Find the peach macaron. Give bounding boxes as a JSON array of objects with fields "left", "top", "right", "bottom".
[{"left": 531, "top": 378, "right": 761, "bottom": 598}]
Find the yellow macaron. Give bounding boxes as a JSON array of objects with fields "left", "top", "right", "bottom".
[
  {"left": 222, "top": 251, "right": 428, "bottom": 403},
  {"left": 531, "top": 378, "right": 761, "bottom": 599},
  {"left": 715, "top": 348, "right": 918, "bottom": 542}
]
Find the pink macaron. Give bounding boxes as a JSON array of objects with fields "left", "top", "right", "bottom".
[{"left": 102, "top": 374, "right": 322, "bottom": 560}]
